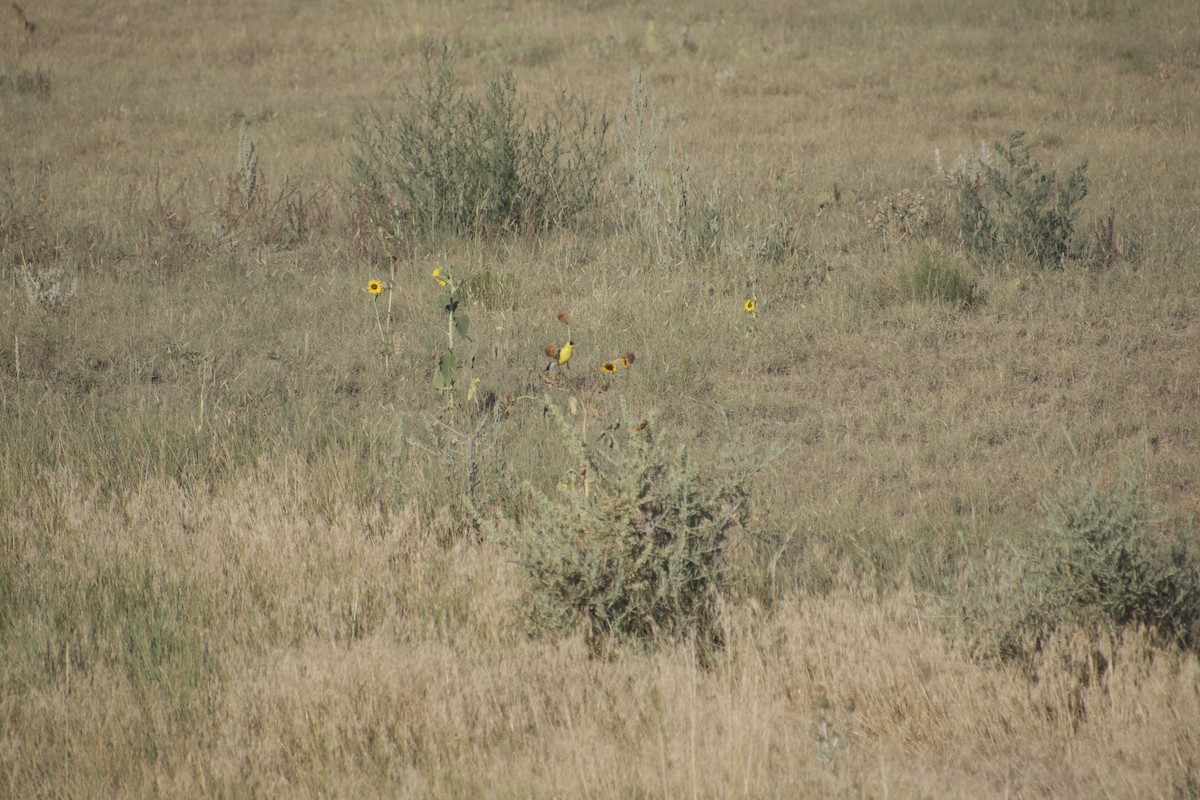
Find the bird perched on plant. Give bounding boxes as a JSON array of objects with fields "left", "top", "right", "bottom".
[{"left": 545, "top": 341, "right": 574, "bottom": 372}]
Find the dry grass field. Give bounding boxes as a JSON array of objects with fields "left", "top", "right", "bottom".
[{"left": 3, "top": 1, "right": 1200, "bottom": 797}]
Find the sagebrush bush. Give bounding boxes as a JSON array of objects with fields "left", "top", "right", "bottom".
[
  {"left": 1041, "top": 471, "right": 1200, "bottom": 647},
  {"left": 349, "top": 43, "right": 610, "bottom": 243},
  {"left": 940, "top": 131, "right": 1088, "bottom": 268},
  {"left": 960, "top": 466, "right": 1200, "bottom": 666},
  {"left": 614, "top": 72, "right": 723, "bottom": 262},
  {"left": 493, "top": 399, "right": 749, "bottom": 655}
]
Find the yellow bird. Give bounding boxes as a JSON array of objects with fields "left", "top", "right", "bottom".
[{"left": 546, "top": 341, "right": 574, "bottom": 372}]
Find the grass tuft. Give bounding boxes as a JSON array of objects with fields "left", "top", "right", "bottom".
[{"left": 903, "top": 246, "right": 979, "bottom": 309}]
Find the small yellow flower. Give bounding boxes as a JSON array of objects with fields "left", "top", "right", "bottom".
[
  {"left": 744, "top": 298, "right": 757, "bottom": 314},
  {"left": 601, "top": 361, "right": 618, "bottom": 374},
  {"left": 621, "top": 350, "right": 636, "bottom": 368},
  {"left": 432, "top": 267, "right": 449, "bottom": 287},
  {"left": 367, "top": 279, "right": 383, "bottom": 295}
]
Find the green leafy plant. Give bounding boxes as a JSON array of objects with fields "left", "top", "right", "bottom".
[
  {"left": 493, "top": 399, "right": 750, "bottom": 655},
  {"left": 429, "top": 265, "right": 476, "bottom": 399},
  {"left": 403, "top": 263, "right": 505, "bottom": 534},
  {"left": 939, "top": 131, "right": 1088, "bottom": 268},
  {"left": 1039, "top": 469, "right": 1200, "bottom": 646},
  {"left": 349, "top": 42, "right": 610, "bottom": 244}
]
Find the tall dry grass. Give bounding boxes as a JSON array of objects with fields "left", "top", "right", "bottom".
[
  {"left": 3, "top": 462, "right": 1197, "bottom": 797},
  {"left": 4, "top": 0, "right": 1200, "bottom": 796}
]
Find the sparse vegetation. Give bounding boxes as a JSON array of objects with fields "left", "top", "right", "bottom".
[{"left": 3, "top": 1, "right": 1200, "bottom": 797}]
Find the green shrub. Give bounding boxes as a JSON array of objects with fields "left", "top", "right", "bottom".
[
  {"left": 961, "top": 466, "right": 1200, "bottom": 665},
  {"left": 349, "top": 43, "right": 610, "bottom": 243},
  {"left": 493, "top": 399, "right": 749, "bottom": 655},
  {"left": 903, "top": 247, "right": 978, "bottom": 309},
  {"left": 940, "top": 131, "right": 1088, "bottom": 268}
]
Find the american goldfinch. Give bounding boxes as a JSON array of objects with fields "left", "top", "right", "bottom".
[{"left": 546, "top": 341, "right": 574, "bottom": 371}]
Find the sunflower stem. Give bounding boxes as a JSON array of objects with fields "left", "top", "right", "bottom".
[
  {"left": 373, "top": 297, "right": 386, "bottom": 344},
  {"left": 372, "top": 296, "right": 390, "bottom": 370}
]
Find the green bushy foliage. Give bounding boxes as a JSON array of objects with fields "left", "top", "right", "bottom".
[
  {"left": 942, "top": 131, "right": 1088, "bottom": 268},
  {"left": 961, "top": 466, "right": 1200, "bottom": 666},
  {"left": 349, "top": 43, "right": 610, "bottom": 244},
  {"left": 493, "top": 400, "right": 749, "bottom": 654}
]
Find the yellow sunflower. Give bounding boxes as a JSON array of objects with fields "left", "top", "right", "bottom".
[
  {"left": 602, "top": 361, "right": 618, "bottom": 374},
  {"left": 367, "top": 279, "right": 383, "bottom": 295},
  {"left": 744, "top": 298, "right": 757, "bottom": 314},
  {"left": 432, "top": 267, "right": 449, "bottom": 287}
]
